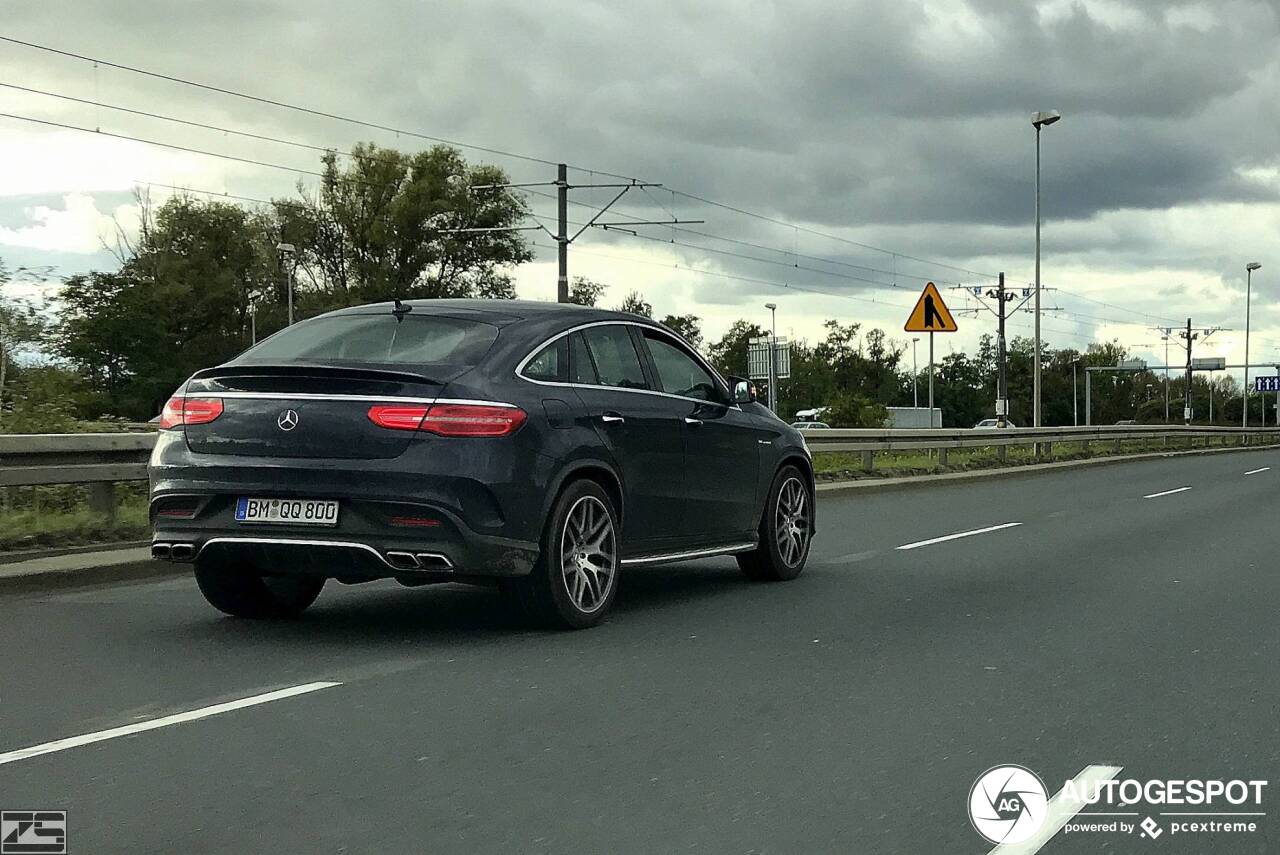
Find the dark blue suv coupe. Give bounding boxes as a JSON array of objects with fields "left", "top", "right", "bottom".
[{"left": 149, "top": 299, "right": 815, "bottom": 628}]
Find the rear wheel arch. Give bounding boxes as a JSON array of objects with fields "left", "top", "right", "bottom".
[{"left": 542, "top": 460, "right": 624, "bottom": 537}]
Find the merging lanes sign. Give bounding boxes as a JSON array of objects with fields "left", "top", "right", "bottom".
[
  {"left": 904, "top": 282, "right": 958, "bottom": 333},
  {"left": 904, "top": 282, "right": 958, "bottom": 421}
]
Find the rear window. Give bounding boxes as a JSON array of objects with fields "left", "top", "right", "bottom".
[{"left": 237, "top": 315, "right": 499, "bottom": 368}]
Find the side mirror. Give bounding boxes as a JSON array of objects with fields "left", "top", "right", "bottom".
[{"left": 729, "top": 376, "right": 756, "bottom": 404}]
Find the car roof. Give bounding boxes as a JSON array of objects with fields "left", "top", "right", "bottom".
[{"left": 327, "top": 299, "right": 648, "bottom": 327}]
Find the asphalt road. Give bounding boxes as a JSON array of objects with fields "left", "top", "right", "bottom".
[{"left": 1, "top": 449, "right": 1277, "bottom": 854}]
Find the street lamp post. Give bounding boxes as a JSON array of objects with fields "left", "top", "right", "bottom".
[
  {"left": 765, "top": 302, "right": 778, "bottom": 415},
  {"left": 1244, "top": 262, "right": 1261, "bottom": 427},
  {"left": 1031, "top": 110, "right": 1061, "bottom": 428},
  {"left": 912, "top": 337, "right": 920, "bottom": 408},
  {"left": 1071, "top": 357, "right": 1080, "bottom": 426}
]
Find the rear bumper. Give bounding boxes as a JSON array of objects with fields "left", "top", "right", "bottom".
[
  {"left": 151, "top": 516, "right": 539, "bottom": 580},
  {"left": 149, "top": 477, "right": 541, "bottom": 580},
  {"left": 148, "top": 429, "right": 550, "bottom": 579}
]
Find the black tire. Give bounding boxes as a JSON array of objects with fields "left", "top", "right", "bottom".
[
  {"left": 503, "top": 479, "right": 620, "bottom": 629},
  {"left": 738, "top": 465, "right": 813, "bottom": 582},
  {"left": 195, "top": 558, "right": 325, "bottom": 619}
]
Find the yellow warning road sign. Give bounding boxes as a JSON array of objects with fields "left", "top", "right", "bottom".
[{"left": 904, "top": 282, "right": 958, "bottom": 333}]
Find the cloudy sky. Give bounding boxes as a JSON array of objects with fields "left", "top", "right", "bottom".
[{"left": 3, "top": 0, "right": 1280, "bottom": 381}]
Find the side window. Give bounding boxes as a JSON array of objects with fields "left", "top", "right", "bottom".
[
  {"left": 522, "top": 338, "right": 567, "bottom": 382},
  {"left": 644, "top": 332, "right": 721, "bottom": 402},
  {"left": 581, "top": 325, "right": 648, "bottom": 389},
  {"left": 570, "top": 332, "right": 598, "bottom": 385}
]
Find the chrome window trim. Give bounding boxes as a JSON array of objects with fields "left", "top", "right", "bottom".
[
  {"left": 621, "top": 541, "right": 756, "bottom": 566},
  {"left": 515, "top": 320, "right": 738, "bottom": 410},
  {"left": 188, "top": 392, "right": 518, "bottom": 408}
]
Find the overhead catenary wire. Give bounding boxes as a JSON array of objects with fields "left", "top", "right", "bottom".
[
  {"left": 1, "top": 37, "right": 1050, "bottom": 287},
  {"left": 0, "top": 52, "right": 1198, "bottom": 339},
  {"left": 0, "top": 35, "right": 566, "bottom": 171}
]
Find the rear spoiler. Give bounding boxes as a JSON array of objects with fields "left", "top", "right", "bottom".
[{"left": 190, "top": 363, "right": 446, "bottom": 386}]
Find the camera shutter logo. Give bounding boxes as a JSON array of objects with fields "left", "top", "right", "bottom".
[
  {"left": 1, "top": 811, "right": 67, "bottom": 855},
  {"left": 968, "top": 765, "right": 1049, "bottom": 844}
]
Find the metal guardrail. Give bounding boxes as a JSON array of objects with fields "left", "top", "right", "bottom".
[
  {"left": 0, "top": 424, "right": 1277, "bottom": 494},
  {"left": 802, "top": 423, "right": 1280, "bottom": 469}
]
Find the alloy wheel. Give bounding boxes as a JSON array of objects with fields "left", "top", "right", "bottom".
[
  {"left": 774, "top": 477, "right": 811, "bottom": 567},
  {"left": 560, "top": 495, "right": 617, "bottom": 613}
]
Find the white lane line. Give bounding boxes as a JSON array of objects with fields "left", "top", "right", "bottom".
[
  {"left": 1245, "top": 467, "right": 1271, "bottom": 475},
  {"left": 895, "top": 522, "right": 1022, "bottom": 551},
  {"left": 0, "top": 681, "right": 340, "bottom": 766},
  {"left": 1143, "top": 486, "right": 1191, "bottom": 499},
  {"left": 988, "top": 764, "right": 1124, "bottom": 854}
]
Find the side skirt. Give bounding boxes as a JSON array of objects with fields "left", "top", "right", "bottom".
[{"left": 621, "top": 541, "right": 756, "bottom": 567}]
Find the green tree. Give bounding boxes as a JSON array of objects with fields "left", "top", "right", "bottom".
[
  {"left": 275, "top": 143, "right": 532, "bottom": 308},
  {"left": 616, "top": 291, "right": 653, "bottom": 318},
  {"left": 57, "top": 194, "right": 275, "bottom": 418},
  {"left": 708, "top": 319, "right": 765, "bottom": 378},
  {"left": 660, "top": 313, "right": 702, "bottom": 349},
  {"left": 825, "top": 390, "right": 888, "bottom": 427},
  {"left": 0, "top": 261, "right": 45, "bottom": 427},
  {"left": 567, "top": 276, "right": 606, "bottom": 307}
]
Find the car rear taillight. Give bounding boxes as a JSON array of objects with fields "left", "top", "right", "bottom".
[
  {"left": 420, "top": 404, "right": 527, "bottom": 437},
  {"left": 366, "top": 404, "right": 430, "bottom": 431},
  {"left": 366, "top": 403, "right": 527, "bottom": 437},
  {"left": 159, "top": 396, "right": 224, "bottom": 429}
]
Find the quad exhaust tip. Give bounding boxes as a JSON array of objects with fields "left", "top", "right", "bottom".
[
  {"left": 152, "top": 542, "right": 195, "bottom": 561},
  {"left": 385, "top": 551, "right": 454, "bottom": 572}
]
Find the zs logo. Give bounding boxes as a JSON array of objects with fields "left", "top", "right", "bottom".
[{"left": 1, "top": 811, "right": 67, "bottom": 855}]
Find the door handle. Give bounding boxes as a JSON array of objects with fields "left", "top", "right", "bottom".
[
  {"left": 684, "top": 417, "right": 703, "bottom": 425},
  {"left": 600, "top": 413, "right": 626, "bottom": 424}
]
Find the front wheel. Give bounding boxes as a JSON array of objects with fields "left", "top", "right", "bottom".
[
  {"left": 738, "top": 465, "right": 813, "bottom": 582},
  {"left": 195, "top": 559, "right": 325, "bottom": 619},
  {"left": 503, "top": 479, "right": 620, "bottom": 629}
]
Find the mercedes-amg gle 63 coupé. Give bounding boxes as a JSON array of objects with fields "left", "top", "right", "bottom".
[{"left": 149, "top": 300, "right": 815, "bottom": 628}]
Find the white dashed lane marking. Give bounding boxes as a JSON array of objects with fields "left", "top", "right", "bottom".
[
  {"left": 0, "top": 681, "right": 341, "bottom": 766},
  {"left": 896, "top": 522, "right": 1022, "bottom": 551},
  {"left": 1143, "top": 487, "right": 1191, "bottom": 499}
]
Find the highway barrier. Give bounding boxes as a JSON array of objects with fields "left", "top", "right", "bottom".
[
  {"left": 1, "top": 425, "right": 1278, "bottom": 504},
  {"left": 802, "top": 424, "right": 1280, "bottom": 470}
]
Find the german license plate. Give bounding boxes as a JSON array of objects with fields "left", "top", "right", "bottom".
[{"left": 235, "top": 497, "right": 339, "bottom": 526}]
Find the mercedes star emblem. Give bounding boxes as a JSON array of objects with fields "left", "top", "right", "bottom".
[{"left": 277, "top": 409, "right": 300, "bottom": 431}]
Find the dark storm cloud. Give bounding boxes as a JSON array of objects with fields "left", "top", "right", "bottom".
[{"left": 3, "top": 0, "right": 1278, "bottom": 288}]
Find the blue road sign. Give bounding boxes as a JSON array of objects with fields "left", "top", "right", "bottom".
[{"left": 1254, "top": 375, "right": 1280, "bottom": 393}]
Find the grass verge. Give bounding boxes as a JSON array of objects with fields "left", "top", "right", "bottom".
[
  {"left": 0, "top": 495, "right": 149, "bottom": 553},
  {"left": 813, "top": 436, "right": 1259, "bottom": 480}
]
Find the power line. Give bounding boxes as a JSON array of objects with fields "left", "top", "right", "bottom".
[
  {"left": 3, "top": 54, "right": 1199, "bottom": 333},
  {"left": 2, "top": 36, "right": 1038, "bottom": 288},
  {"left": 2, "top": 112, "right": 330, "bottom": 179},
  {"left": 0, "top": 35, "right": 569, "bottom": 171}
]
